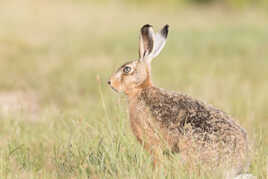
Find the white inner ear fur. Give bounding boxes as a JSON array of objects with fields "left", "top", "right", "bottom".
[{"left": 150, "top": 31, "right": 167, "bottom": 59}]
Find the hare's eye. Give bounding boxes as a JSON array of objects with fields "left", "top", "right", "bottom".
[{"left": 123, "top": 66, "right": 131, "bottom": 74}]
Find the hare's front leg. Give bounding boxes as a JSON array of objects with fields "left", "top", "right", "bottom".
[
  {"left": 131, "top": 121, "right": 164, "bottom": 168},
  {"left": 142, "top": 141, "right": 163, "bottom": 169}
]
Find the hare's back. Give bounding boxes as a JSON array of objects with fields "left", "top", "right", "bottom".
[
  {"left": 139, "top": 86, "right": 249, "bottom": 174},
  {"left": 140, "top": 86, "right": 247, "bottom": 142}
]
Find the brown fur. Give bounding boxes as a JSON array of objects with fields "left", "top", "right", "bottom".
[
  {"left": 135, "top": 86, "right": 248, "bottom": 170},
  {"left": 108, "top": 24, "right": 249, "bottom": 177}
]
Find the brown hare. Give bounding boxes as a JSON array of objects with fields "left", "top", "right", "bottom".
[{"left": 108, "top": 24, "right": 250, "bottom": 178}]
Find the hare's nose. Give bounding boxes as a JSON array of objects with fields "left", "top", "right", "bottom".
[{"left": 107, "top": 81, "right": 111, "bottom": 85}]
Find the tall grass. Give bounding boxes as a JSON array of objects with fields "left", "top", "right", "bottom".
[{"left": 0, "top": 0, "right": 267, "bottom": 178}]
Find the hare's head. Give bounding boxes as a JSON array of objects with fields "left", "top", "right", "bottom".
[{"left": 108, "top": 24, "right": 169, "bottom": 95}]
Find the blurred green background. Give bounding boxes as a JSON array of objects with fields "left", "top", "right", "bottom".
[{"left": 0, "top": 0, "right": 267, "bottom": 178}]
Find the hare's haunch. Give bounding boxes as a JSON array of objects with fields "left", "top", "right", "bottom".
[{"left": 108, "top": 24, "right": 249, "bottom": 177}]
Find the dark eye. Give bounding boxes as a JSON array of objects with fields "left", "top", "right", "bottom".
[{"left": 123, "top": 66, "right": 131, "bottom": 74}]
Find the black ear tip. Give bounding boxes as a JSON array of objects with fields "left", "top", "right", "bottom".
[
  {"left": 161, "top": 24, "right": 169, "bottom": 38},
  {"left": 142, "top": 24, "right": 152, "bottom": 28},
  {"left": 141, "top": 24, "right": 153, "bottom": 32}
]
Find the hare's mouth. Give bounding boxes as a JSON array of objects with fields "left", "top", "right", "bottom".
[{"left": 110, "top": 86, "right": 119, "bottom": 93}]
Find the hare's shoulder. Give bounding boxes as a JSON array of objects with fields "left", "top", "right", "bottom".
[{"left": 140, "top": 86, "right": 245, "bottom": 136}]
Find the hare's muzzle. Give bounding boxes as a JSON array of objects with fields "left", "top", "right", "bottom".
[{"left": 107, "top": 79, "right": 119, "bottom": 93}]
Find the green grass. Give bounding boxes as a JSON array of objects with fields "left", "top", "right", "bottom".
[{"left": 0, "top": 0, "right": 268, "bottom": 178}]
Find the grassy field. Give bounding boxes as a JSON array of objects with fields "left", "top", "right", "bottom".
[{"left": 0, "top": 0, "right": 268, "bottom": 178}]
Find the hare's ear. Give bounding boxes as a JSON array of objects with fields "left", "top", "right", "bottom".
[
  {"left": 139, "top": 24, "right": 169, "bottom": 64},
  {"left": 139, "top": 24, "right": 155, "bottom": 60},
  {"left": 150, "top": 24, "right": 169, "bottom": 60}
]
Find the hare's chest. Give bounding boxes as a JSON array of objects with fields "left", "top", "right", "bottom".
[{"left": 128, "top": 101, "right": 162, "bottom": 144}]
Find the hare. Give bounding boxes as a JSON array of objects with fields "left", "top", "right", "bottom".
[{"left": 108, "top": 24, "right": 249, "bottom": 177}]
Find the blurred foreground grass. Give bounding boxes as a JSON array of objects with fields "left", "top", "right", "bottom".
[{"left": 0, "top": 0, "right": 268, "bottom": 178}]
